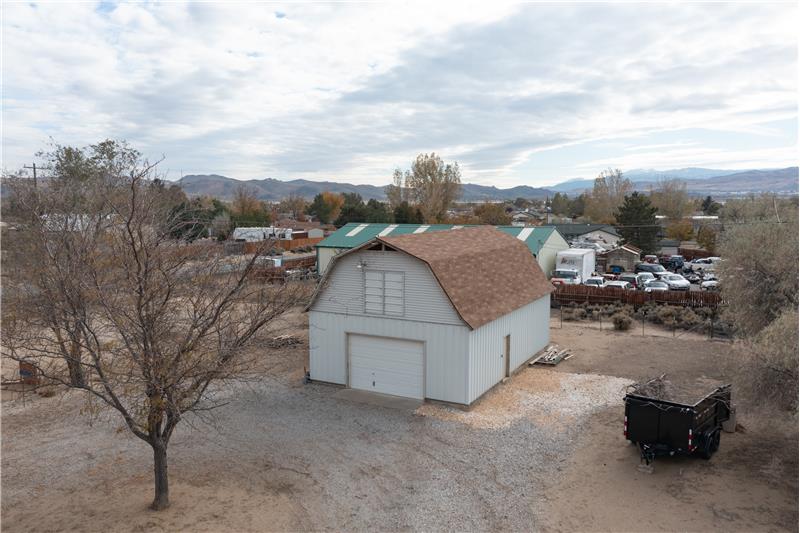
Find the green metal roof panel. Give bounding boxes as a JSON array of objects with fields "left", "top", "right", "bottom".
[{"left": 317, "top": 223, "right": 561, "bottom": 256}]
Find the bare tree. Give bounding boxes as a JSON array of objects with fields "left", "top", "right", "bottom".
[
  {"left": 385, "top": 168, "right": 409, "bottom": 210},
  {"left": 403, "top": 153, "right": 462, "bottom": 223},
  {"left": 585, "top": 168, "right": 632, "bottom": 223},
  {"left": 649, "top": 177, "right": 690, "bottom": 220},
  {"left": 2, "top": 141, "right": 309, "bottom": 510},
  {"left": 277, "top": 194, "right": 308, "bottom": 220}
]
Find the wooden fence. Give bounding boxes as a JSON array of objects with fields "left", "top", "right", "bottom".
[{"left": 552, "top": 284, "right": 722, "bottom": 308}]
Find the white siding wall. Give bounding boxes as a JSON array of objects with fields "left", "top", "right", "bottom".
[
  {"left": 311, "top": 249, "right": 464, "bottom": 326},
  {"left": 308, "top": 311, "right": 470, "bottom": 403},
  {"left": 317, "top": 247, "right": 341, "bottom": 274},
  {"left": 537, "top": 232, "right": 570, "bottom": 278},
  {"left": 466, "top": 295, "right": 551, "bottom": 404}
]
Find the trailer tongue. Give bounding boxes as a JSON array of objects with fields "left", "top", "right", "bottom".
[{"left": 624, "top": 375, "right": 731, "bottom": 466}]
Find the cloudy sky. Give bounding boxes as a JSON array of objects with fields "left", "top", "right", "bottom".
[{"left": 2, "top": 1, "right": 797, "bottom": 187}]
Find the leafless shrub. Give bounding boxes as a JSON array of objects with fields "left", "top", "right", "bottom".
[{"left": 612, "top": 312, "right": 633, "bottom": 331}]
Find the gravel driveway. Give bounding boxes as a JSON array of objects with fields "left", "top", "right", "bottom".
[{"left": 2, "top": 364, "right": 630, "bottom": 532}]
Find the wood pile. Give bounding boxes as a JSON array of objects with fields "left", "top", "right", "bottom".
[
  {"left": 531, "top": 344, "right": 574, "bottom": 366},
  {"left": 267, "top": 334, "right": 303, "bottom": 348}
]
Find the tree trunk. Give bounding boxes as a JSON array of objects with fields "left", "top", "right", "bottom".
[
  {"left": 66, "top": 356, "right": 85, "bottom": 388},
  {"left": 151, "top": 442, "right": 170, "bottom": 510}
]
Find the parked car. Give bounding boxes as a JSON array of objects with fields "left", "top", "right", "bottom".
[
  {"left": 635, "top": 263, "right": 668, "bottom": 275},
  {"left": 618, "top": 273, "right": 641, "bottom": 289},
  {"left": 643, "top": 254, "right": 659, "bottom": 264},
  {"left": 644, "top": 280, "right": 669, "bottom": 292},
  {"left": 664, "top": 255, "right": 685, "bottom": 271},
  {"left": 689, "top": 257, "right": 720, "bottom": 272},
  {"left": 584, "top": 277, "right": 606, "bottom": 288},
  {"left": 636, "top": 272, "right": 656, "bottom": 287},
  {"left": 663, "top": 273, "right": 691, "bottom": 291},
  {"left": 605, "top": 280, "right": 633, "bottom": 290},
  {"left": 701, "top": 280, "right": 719, "bottom": 291},
  {"left": 685, "top": 272, "right": 702, "bottom": 284}
]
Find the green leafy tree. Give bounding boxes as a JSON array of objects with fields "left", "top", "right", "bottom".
[
  {"left": 701, "top": 195, "right": 721, "bottom": 215},
  {"left": 614, "top": 192, "right": 658, "bottom": 253},
  {"left": 569, "top": 193, "right": 586, "bottom": 218},
  {"left": 393, "top": 201, "right": 423, "bottom": 223},
  {"left": 550, "top": 193, "right": 570, "bottom": 215},
  {"left": 307, "top": 192, "right": 344, "bottom": 224},
  {"left": 365, "top": 199, "right": 391, "bottom": 222},
  {"left": 334, "top": 193, "right": 368, "bottom": 226}
]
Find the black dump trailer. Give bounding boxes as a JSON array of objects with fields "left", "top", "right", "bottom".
[{"left": 624, "top": 377, "right": 731, "bottom": 464}]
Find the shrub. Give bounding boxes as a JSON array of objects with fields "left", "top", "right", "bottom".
[
  {"left": 654, "top": 306, "right": 678, "bottom": 325},
  {"left": 612, "top": 312, "right": 633, "bottom": 331},
  {"left": 678, "top": 309, "right": 702, "bottom": 330}
]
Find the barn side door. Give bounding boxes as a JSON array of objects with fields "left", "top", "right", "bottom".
[{"left": 504, "top": 334, "right": 511, "bottom": 377}]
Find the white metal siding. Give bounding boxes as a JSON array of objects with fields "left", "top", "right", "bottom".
[
  {"left": 308, "top": 311, "right": 470, "bottom": 403},
  {"left": 349, "top": 335, "right": 424, "bottom": 399},
  {"left": 466, "top": 295, "right": 551, "bottom": 404},
  {"left": 538, "top": 232, "right": 570, "bottom": 278},
  {"left": 310, "top": 250, "right": 463, "bottom": 326},
  {"left": 317, "top": 247, "right": 341, "bottom": 274}
]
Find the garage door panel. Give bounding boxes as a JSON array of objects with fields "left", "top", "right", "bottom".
[{"left": 349, "top": 335, "right": 424, "bottom": 399}]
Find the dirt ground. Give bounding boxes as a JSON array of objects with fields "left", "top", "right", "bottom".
[
  {"left": 543, "top": 317, "right": 799, "bottom": 532},
  {"left": 1, "top": 310, "right": 797, "bottom": 532}
]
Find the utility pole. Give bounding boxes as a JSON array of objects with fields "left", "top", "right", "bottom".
[{"left": 23, "top": 163, "right": 38, "bottom": 188}]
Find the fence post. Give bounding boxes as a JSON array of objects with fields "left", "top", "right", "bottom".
[{"left": 560, "top": 306, "right": 563, "bottom": 329}]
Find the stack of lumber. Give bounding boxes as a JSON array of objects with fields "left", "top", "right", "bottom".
[{"left": 531, "top": 344, "right": 574, "bottom": 366}]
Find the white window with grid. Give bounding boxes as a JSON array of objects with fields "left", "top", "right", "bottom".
[{"left": 364, "top": 270, "right": 404, "bottom": 316}]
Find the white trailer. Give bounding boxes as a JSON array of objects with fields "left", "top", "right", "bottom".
[{"left": 552, "top": 248, "right": 596, "bottom": 285}]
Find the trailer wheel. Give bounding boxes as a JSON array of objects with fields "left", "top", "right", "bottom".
[
  {"left": 699, "top": 431, "right": 719, "bottom": 460},
  {"left": 711, "top": 429, "right": 721, "bottom": 453}
]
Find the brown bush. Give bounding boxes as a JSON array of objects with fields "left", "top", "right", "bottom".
[{"left": 612, "top": 312, "right": 633, "bottom": 331}]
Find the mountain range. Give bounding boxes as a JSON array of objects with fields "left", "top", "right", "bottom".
[
  {"left": 178, "top": 174, "right": 553, "bottom": 201},
  {"left": 178, "top": 166, "right": 798, "bottom": 202},
  {"left": 547, "top": 167, "right": 798, "bottom": 195}
]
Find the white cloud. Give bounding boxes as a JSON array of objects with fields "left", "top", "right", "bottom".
[{"left": 1, "top": 2, "right": 796, "bottom": 186}]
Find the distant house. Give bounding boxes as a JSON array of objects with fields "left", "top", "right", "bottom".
[
  {"left": 541, "top": 223, "right": 621, "bottom": 248},
  {"left": 315, "top": 223, "right": 569, "bottom": 277},
  {"left": 600, "top": 244, "right": 642, "bottom": 273},
  {"left": 306, "top": 226, "right": 553, "bottom": 404}
]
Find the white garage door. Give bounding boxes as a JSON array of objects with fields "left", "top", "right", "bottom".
[{"left": 348, "top": 334, "right": 424, "bottom": 399}]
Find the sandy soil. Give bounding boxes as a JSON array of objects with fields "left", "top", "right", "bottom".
[
  {"left": 1, "top": 310, "right": 797, "bottom": 532},
  {"left": 545, "top": 317, "right": 799, "bottom": 532}
]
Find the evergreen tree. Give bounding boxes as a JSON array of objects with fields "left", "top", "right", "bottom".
[
  {"left": 334, "top": 193, "right": 368, "bottom": 226},
  {"left": 614, "top": 192, "right": 659, "bottom": 253},
  {"left": 393, "top": 201, "right": 423, "bottom": 223}
]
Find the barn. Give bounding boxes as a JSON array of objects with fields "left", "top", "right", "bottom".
[{"left": 306, "top": 226, "right": 553, "bottom": 405}]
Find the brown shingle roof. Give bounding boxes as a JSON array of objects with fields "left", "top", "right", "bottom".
[{"left": 377, "top": 226, "right": 553, "bottom": 329}]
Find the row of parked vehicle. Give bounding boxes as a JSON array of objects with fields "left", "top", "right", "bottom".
[{"left": 585, "top": 258, "right": 721, "bottom": 292}]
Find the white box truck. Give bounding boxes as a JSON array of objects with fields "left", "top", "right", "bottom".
[{"left": 552, "top": 248, "right": 596, "bottom": 285}]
